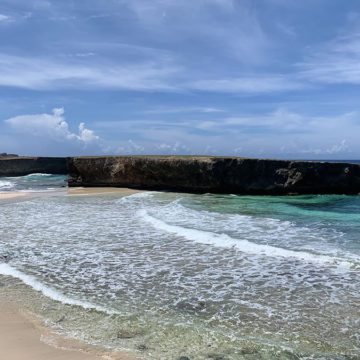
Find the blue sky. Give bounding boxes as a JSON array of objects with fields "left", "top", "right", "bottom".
[{"left": 1, "top": 0, "right": 360, "bottom": 158}]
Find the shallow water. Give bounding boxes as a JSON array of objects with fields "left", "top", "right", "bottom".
[
  {"left": 0, "top": 173, "right": 67, "bottom": 191},
  {"left": 0, "top": 175, "right": 359, "bottom": 359}
]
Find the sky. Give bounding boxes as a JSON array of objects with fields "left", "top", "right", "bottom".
[{"left": 1, "top": 0, "right": 360, "bottom": 159}]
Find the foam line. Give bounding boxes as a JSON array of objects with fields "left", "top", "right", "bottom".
[
  {"left": 0, "top": 180, "right": 14, "bottom": 189},
  {"left": 139, "top": 210, "right": 354, "bottom": 267},
  {"left": 0, "top": 263, "right": 116, "bottom": 315},
  {"left": 115, "top": 191, "right": 154, "bottom": 204},
  {"left": 24, "top": 173, "right": 54, "bottom": 177}
]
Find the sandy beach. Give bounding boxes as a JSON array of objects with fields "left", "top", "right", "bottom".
[
  {"left": 0, "top": 187, "right": 142, "bottom": 202},
  {"left": 0, "top": 187, "right": 143, "bottom": 360},
  {"left": 0, "top": 302, "right": 138, "bottom": 360},
  {"left": 67, "top": 187, "right": 143, "bottom": 196},
  {"left": 0, "top": 192, "right": 27, "bottom": 200}
]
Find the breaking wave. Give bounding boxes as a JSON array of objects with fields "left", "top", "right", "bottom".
[
  {"left": 0, "top": 262, "right": 115, "bottom": 314},
  {"left": 139, "top": 209, "right": 355, "bottom": 267}
]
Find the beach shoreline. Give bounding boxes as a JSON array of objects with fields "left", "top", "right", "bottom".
[
  {"left": 0, "top": 187, "right": 143, "bottom": 360},
  {"left": 0, "top": 191, "right": 28, "bottom": 200},
  {"left": 0, "top": 187, "right": 143, "bottom": 201},
  {"left": 67, "top": 187, "right": 143, "bottom": 196},
  {"left": 1, "top": 183, "right": 358, "bottom": 358},
  {"left": 0, "top": 300, "right": 138, "bottom": 360}
]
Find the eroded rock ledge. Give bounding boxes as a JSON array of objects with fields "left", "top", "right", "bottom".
[
  {"left": 1, "top": 156, "right": 359, "bottom": 195},
  {"left": 68, "top": 156, "right": 360, "bottom": 195},
  {"left": 0, "top": 157, "right": 68, "bottom": 177}
]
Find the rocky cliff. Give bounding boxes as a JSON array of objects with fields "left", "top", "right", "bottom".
[
  {"left": 1, "top": 156, "right": 359, "bottom": 195},
  {"left": 0, "top": 157, "right": 68, "bottom": 177},
  {"left": 68, "top": 156, "right": 360, "bottom": 195}
]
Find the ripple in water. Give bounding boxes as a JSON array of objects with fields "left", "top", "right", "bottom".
[
  {"left": 0, "top": 191, "right": 359, "bottom": 359},
  {"left": 0, "top": 173, "right": 67, "bottom": 192}
]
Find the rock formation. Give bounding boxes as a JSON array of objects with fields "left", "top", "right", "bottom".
[
  {"left": 67, "top": 156, "right": 360, "bottom": 195},
  {"left": 1, "top": 155, "right": 359, "bottom": 195},
  {"left": 0, "top": 153, "right": 18, "bottom": 157},
  {"left": 0, "top": 157, "right": 68, "bottom": 177}
]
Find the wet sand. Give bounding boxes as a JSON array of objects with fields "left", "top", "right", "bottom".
[
  {"left": 67, "top": 187, "right": 143, "bottom": 196},
  {"left": 1, "top": 188, "right": 143, "bottom": 359},
  {"left": 0, "top": 192, "right": 27, "bottom": 200},
  {"left": 0, "top": 188, "right": 143, "bottom": 201},
  {"left": 0, "top": 187, "right": 140, "bottom": 360},
  {"left": 0, "top": 302, "right": 138, "bottom": 360}
]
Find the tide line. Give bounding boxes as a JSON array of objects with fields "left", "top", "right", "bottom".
[
  {"left": 0, "top": 263, "right": 117, "bottom": 315},
  {"left": 139, "top": 209, "right": 355, "bottom": 268}
]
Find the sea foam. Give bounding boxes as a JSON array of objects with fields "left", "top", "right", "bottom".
[
  {"left": 0, "top": 180, "right": 15, "bottom": 190},
  {"left": 1, "top": 191, "right": 359, "bottom": 358},
  {"left": 24, "top": 173, "right": 54, "bottom": 177},
  {"left": 0, "top": 263, "right": 115, "bottom": 314},
  {"left": 139, "top": 209, "right": 354, "bottom": 267}
]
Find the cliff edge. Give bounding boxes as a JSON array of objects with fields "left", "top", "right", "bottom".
[
  {"left": 0, "top": 157, "right": 68, "bottom": 177},
  {"left": 68, "top": 156, "right": 360, "bottom": 195},
  {"left": 1, "top": 156, "right": 359, "bottom": 195}
]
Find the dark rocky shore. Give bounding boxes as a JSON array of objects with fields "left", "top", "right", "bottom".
[
  {"left": 0, "top": 157, "right": 68, "bottom": 177},
  {"left": 1, "top": 155, "right": 359, "bottom": 195}
]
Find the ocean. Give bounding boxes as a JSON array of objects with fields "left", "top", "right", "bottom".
[{"left": 0, "top": 173, "right": 359, "bottom": 359}]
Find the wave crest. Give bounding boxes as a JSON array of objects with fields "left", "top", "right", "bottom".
[{"left": 139, "top": 208, "right": 356, "bottom": 268}]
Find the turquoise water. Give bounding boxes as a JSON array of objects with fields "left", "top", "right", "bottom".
[
  {"left": 0, "top": 173, "right": 67, "bottom": 191},
  {"left": 0, "top": 175, "right": 359, "bottom": 359}
]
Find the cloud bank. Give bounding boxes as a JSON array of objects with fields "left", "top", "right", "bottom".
[
  {"left": 4, "top": 106, "right": 357, "bottom": 159},
  {"left": 1, "top": 1, "right": 360, "bottom": 158},
  {"left": 4, "top": 108, "right": 101, "bottom": 156}
]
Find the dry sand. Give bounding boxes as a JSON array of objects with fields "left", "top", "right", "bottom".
[
  {"left": 67, "top": 187, "right": 143, "bottom": 196},
  {"left": 0, "top": 187, "right": 142, "bottom": 359},
  {"left": 0, "top": 302, "right": 138, "bottom": 360},
  {"left": 0, "top": 187, "right": 143, "bottom": 201},
  {"left": 0, "top": 192, "right": 27, "bottom": 200}
]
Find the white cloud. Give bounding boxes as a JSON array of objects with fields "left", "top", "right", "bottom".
[
  {"left": 197, "top": 108, "right": 307, "bottom": 131},
  {"left": 300, "top": 140, "right": 350, "bottom": 155},
  {"left": 3, "top": 106, "right": 359, "bottom": 158},
  {"left": 0, "top": 12, "right": 32, "bottom": 24},
  {"left": 189, "top": 75, "right": 304, "bottom": 93},
  {"left": 0, "top": 52, "right": 306, "bottom": 93},
  {"left": 0, "top": 53, "right": 179, "bottom": 91},
  {"left": 156, "top": 141, "right": 190, "bottom": 154},
  {"left": 124, "top": 0, "right": 269, "bottom": 64},
  {"left": 233, "top": 146, "right": 243, "bottom": 155},
  {"left": 299, "top": 29, "right": 360, "bottom": 84},
  {"left": 192, "top": 108, "right": 360, "bottom": 158},
  {"left": 90, "top": 107, "right": 360, "bottom": 158},
  {"left": 202, "top": 145, "right": 219, "bottom": 155},
  {"left": 78, "top": 122, "right": 99, "bottom": 142},
  {"left": 116, "top": 139, "right": 145, "bottom": 154},
  {"left": 0, "top": 14, "right": 12, "bottom": 23},
  {"left": 326, "top": 139, "right": 350, "bottom": 154},
  {"left": 0, "top": 53, "right": 304, "bottom": 94},
  {"left": 144, "top": 106, "right": 225, "bottom": 114},
  {"left": 0, "top": 1, "right": 307, "bottom": 94},
  {"left": 5, "top": 108, "right": 100, "bottom": 146}
]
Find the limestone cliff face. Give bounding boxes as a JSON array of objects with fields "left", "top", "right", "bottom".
[
  {"left": 2, "top": 156, "right": 359, "bottom": 195},
  {"left": 68, "top": 156, "right": 360, "bottom": 195},
  {"left": 0, "top": 157, "right": 68, "bottom": 176}
]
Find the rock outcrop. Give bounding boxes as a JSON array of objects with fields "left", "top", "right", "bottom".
[
  {"left": 0, "top": 153, "right": 18, "bottom": 158},
  {"left": 67, "top": 156, "right": 360, "bottom": 195},
  {"left": 1, "top": 155, "right": 359, "bottom": 195},
  {"left": 0, "top": 157, "right": 68, "bottom": 177}
]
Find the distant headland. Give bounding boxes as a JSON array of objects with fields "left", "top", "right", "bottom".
[
  {"left": 0, "top": 153, "right": 19, "bottom": 158},
  {"left": 0, "top": 155, "right": 360, "bottom": 195}
]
